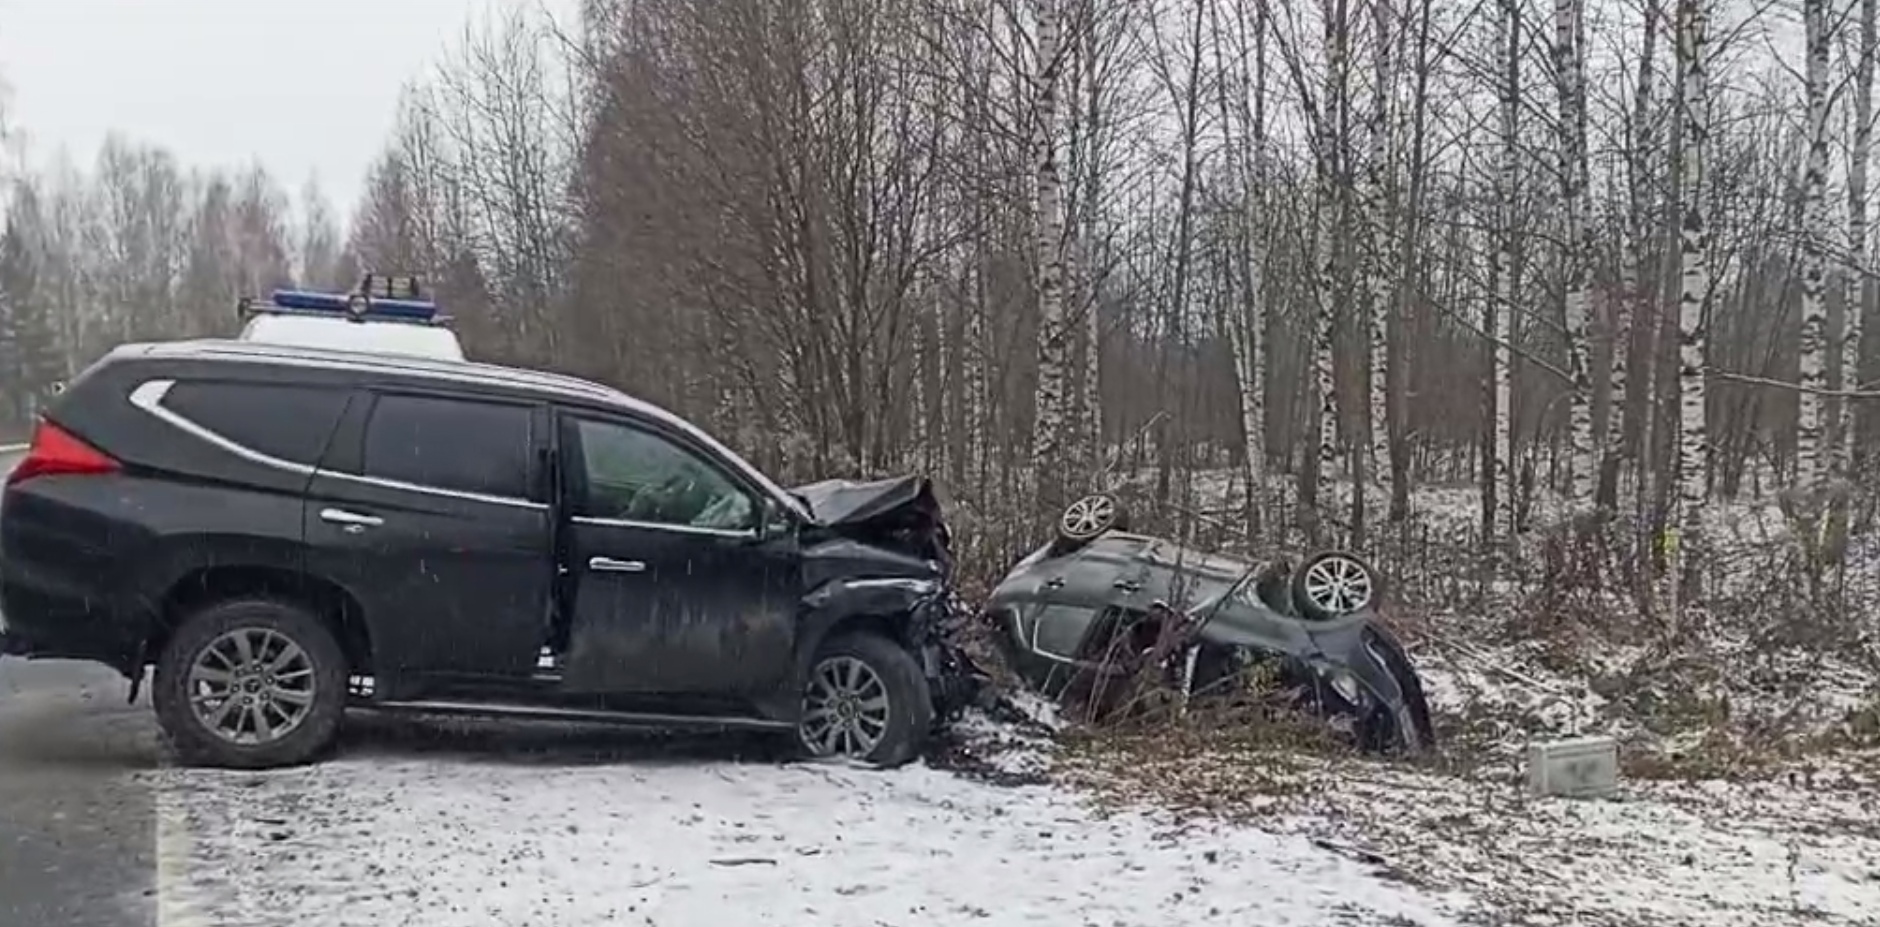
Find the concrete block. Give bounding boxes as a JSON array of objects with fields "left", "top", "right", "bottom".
[{"left": 1527, "top": 735, "right": 1619, "bottom": 799}]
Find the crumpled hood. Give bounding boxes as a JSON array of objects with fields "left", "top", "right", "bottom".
[{"left": 792, "top": 474, "right": 937, "bottom": 527}]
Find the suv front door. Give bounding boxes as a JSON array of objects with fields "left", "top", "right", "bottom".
[
  {"left": 303, "top": 391, "right": 553, "bottom": 690},
  {"left": 555, "top": 412, "right": 798, "bottom": 697}
]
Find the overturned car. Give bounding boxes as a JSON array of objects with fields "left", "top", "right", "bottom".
[{"left": 983, "top": 494, "right": 1435, "bottom": 752}]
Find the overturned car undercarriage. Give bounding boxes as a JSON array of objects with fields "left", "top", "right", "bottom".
[{"left": 969, "top": 495, "right": 1436, "bottom": 754}]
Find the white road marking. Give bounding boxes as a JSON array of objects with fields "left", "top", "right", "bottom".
[{"left": 154, "top": 769, "right": 202, "bottom": 927}]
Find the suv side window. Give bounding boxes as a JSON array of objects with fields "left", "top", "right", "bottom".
[
  {"left": 570, "top": 418, "right": 756, "bottom": 531},
  {"left": 362, "top": 394, "right": 534, "bottom": 500},
  {"left": 163, "top": 380, "right": 350, "bottom": 465}
]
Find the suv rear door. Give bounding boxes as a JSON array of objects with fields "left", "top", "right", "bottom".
[
  {"left": 302, "top": 390, "right": 553, "bottom": 689},
  {"left": 554, "top": 410, "right": 798, "bottom": 697}
]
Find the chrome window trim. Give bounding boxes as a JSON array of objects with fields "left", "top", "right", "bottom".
[
  {"left": 570, "top": 514, "right": 756, "bottom": 540},
  {"left": 144, "top": 343, "right": 812, "bottom": 522},
  {"left": 129, "top": 378, "right": 548, "bottom": 512},
  {"left": 129, "top": 379, "right": 315, "bottom": 477}
]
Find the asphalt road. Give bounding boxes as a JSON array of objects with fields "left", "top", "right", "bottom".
[{"left": 0, "top": 447, "right": 159, "bottom": 927}]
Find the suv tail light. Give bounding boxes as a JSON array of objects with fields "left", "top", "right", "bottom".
[{"left": 6, "top": 420, "right": 121, "bottom": 487}]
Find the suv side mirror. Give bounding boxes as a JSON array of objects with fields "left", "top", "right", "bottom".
[{"left": 755, "top": 496, "right": 795, "bottom": 540}]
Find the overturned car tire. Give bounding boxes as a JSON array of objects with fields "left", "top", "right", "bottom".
[
  {"left": 1291, "top": 551, "right": 1383, "bottom": 621},
  {"left": 797, "top": 632, "right": 934, "bottom": 767},
  {"left": 1054, "top": 493, "right": 1130, "bottom": 551}
]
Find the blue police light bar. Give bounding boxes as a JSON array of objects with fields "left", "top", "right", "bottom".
[{"left": 269, "top": 289, "right": 441, "bottom": 323}]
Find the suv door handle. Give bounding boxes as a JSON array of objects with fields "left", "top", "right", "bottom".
[
  {"left": 320, "top": 508, "right": 383, "bottom": 529},
  {"left": 589, "top": 556, "right": 646, "bottom": 574},
  {"left": 1113, "top": 579, "right": 1142, "bottom": 593}
]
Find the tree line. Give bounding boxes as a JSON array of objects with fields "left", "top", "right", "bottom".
[{"left": 2, "top": 0, "right": 1875, "bottom": 614}]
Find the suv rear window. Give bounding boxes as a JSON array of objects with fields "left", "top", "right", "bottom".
[
  {"left": 163, "top": 381, "right": 351, "bottom": 466},
  {"left": 362, "top": 394, "right": 534, "bottom": 500}
]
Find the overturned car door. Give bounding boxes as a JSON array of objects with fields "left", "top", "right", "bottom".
[{"left": 554, "top": 411, "right": 799, "bottom": 697}]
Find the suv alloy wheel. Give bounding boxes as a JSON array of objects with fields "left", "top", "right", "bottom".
[
  {"left": 797, "top": 632, "right": 933, "bottom": 767},
  {"left": 152, "top": 598, "right": 350, "bottom": 769}
]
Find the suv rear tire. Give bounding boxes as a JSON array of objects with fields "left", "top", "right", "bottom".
[
  {"left": 152, "top": 598, "right": 349, "bottom": 769},
  {"left": 797, "top": 632, "right": 933, "bottom": 767}
]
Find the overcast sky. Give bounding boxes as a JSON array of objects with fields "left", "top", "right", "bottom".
[{"left": 0, "top": 0, "right": 576, "bottom": 221}]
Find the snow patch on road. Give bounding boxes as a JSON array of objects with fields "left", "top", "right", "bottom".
[{"left": 145, "top": 726, "right": 1461, "bottom": 927}]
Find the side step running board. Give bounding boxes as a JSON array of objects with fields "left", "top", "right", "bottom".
[{"left": 366, "top": 699, "right": 795, "bottom": 732}]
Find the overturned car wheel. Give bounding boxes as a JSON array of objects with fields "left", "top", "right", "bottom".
[
  {"left": 1056, "top": 493, "right": 1129, "bottom": 549},
  {"left": 798, "top": 633, "right": 933, "bottom": 767},
  {"left": 1292, "top": 551, "right": 1382, "bottom": 621}
]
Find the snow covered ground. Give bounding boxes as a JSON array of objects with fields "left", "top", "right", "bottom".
[
  {"left": 1062, "top": 738, "right": 1880, "bottom": 927},
  {"left": 146, "top": 715, "right": 1464, "bottom": 927},
  {"left": 141, "top": 474, "right": 1879, "bottom": 927}
]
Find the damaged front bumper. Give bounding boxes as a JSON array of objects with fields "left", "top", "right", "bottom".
[{"left": 917, "top": 592, "right": 989, "bottom": 719}]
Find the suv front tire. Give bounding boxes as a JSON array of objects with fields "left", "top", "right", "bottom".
[
  {"left": 797, "top": 632, "right": 933, "bottom": 767},
  {"left": 152, "top": 598, "right": 349, "bottom": 769}
]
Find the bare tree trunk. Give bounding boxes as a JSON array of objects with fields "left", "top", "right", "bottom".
[
  {"left": 1078, "top": 0, "right": 1105, "bottom": 478},
  {"left": 1798, "top": 0, "right": 1832, "bottom": 485},
  {"left": 1032, "top": 0, "right": 1072, "bottom": 514},
  {"left": 1389, "top": 0, "right": 1434, "bottom": 526},
  {"left": 1484, "top": 0, "right": 1520, "bottom": 545},
  {"left": 1671, "top": 0, "right": 1710, "bottom": 621},
  {"left": 1160, "top": 0, "right": 1208, "bottom": 514},
  {"left": 1843, "top": 0, "right": 1875, "bottom": 482},
  {"left": 1360, "top": 0, "right": 1395, "bottom": 542},
  {"left": 1220, "top": 0, "right": 1268, "bottom": 537},
  {"left": 1554, "top": 0, "right": 1596, "bottom": 507},
  {"left": 1306, "top": 0, "right": 1351, "bottom": 546},
  {"left": 1625, "top": 0, "right": 1661, "bottom": 528}
]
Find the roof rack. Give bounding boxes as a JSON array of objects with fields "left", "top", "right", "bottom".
[{"left": 236, "top": 273, "right": 453, "bottom": 327}]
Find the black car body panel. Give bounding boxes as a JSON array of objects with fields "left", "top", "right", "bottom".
[
  {"left": 298, "top": 389, "right": 555, "bottom": 691},
  {"left": 0, "top": 339, "right": 970, "bottom": 741},
  {"left": 984, "top": 533, "right": 1435, "bottom": 751},
  {"left": 559, "top": 520, "right": 801, "bottom": 697}
]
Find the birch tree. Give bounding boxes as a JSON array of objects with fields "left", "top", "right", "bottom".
[
  {"left": 1361, "top": 0, "right": 1396, "bottom": 538},
  {"left": 1797, "top": 0, "right": 1833, "bottom": 484},
  {"left": 1032, "top": 0, "right": 1073, "bottom": 513},
  {"left": 1309, "top": 0, "right": 1354, "bottom": 544},
  {"left": 1671, "top": 0, "right": 1709, "bottom": 615},
  {"left": 1484, "top": 0, "right": 1521, "bottom": 543},
  {"left": 1217, "top": 0, "right": 1269, "bottom": 535},
  {"left": 1554, "top": 0, "right": 1596, "bottom": 507},
  {"left": 1843, "top": 0, "right": 1875, "bottom": 482}
]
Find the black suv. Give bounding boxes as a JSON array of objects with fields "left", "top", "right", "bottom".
[{"left": 0, "top": 339, "right": 968, "bottom": 768}]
